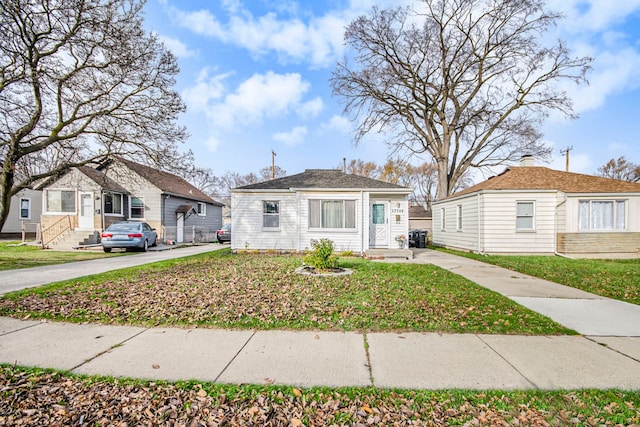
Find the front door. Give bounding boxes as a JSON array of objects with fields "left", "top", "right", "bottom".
[
  {"left": 176, "top": 213, "right": 184, "bottom": 243},
  {"left": 78, "top": 192, "right": 94, "bottom": 229},
  {"left": 369, "top": 201, "right": 388, "bottom": 248}
]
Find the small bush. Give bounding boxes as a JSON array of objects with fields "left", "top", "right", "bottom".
[{"left": 304, "top": 239, "right": 338, "bottom": 270}]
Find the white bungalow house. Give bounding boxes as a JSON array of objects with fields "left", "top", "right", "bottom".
[
  {"left": 432, "top": 157, "right": 640, "bottom": 257},
  {"left": 39, "top": 158, "right": 224, "bottom": 247},
  {"left": 231, "top": 169, "right": 412, "bottom": 253}
]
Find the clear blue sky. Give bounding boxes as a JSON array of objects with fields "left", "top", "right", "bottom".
[{"left": 143, "top": 0, "right": 640, "bottom": 181}]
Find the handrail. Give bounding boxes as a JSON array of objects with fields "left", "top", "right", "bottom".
[{"left": 41, "top": 215, "right": 72, "bottom": 248}]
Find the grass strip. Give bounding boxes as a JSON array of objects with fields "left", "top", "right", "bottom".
[
  {"left": 1, "top": 365, "right": 638, "bottom": 426},
  {"left": 0, "top": 241, "right": 125, "bottom": 271}
]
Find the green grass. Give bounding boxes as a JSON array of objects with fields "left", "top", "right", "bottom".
[
  {"left": 0, "top": 241, "right": 124, "bottom": 271},
  {"left": 436, "top": 248, "right": 640, "bottom": 305},
  {"left": 0, "top": 249, "right": 573, "bottom": 335},
  {"left": 1, "top": 365, "right": 638, "bottom": 426}
]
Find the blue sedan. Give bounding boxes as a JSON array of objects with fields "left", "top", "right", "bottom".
[{"left": 101, "top": 221, "right": 158, "bottom": 252}]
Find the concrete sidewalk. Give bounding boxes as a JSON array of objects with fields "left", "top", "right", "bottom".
[
  {"left": 0, "top": 317, "right": 639, "bottom": 390},
  {"left": 406, "top": 249, "right": 640, "bottom": 337},
  {"left": 0, "top": 244, "right": 227, "bottom": 295}
]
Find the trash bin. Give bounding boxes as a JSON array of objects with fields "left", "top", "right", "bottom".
[
  {"left": 408, "top": 230, "right": 418, "bottom": 248},
  {"left": 417, "top": 230, "right": 427, "bottom": 248}
]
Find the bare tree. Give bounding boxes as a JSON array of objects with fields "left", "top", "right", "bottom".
[
  {"left": 0, "top": 0, "right": 187, "bottom": 230},
  {"left": 331, "top": 0, "right": 591, "bottom": 199},
  {"left": 341, "top": 159, "right": 380, "bottom": 178},
  {"left": 596, "top": 157, "right": 640, "bottom": 183},
  {"left": 258, "top": 165, "right": 287, "bottom": 182}
]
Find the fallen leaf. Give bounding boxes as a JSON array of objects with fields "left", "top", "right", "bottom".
[
  {"left": 152, "top": 364, "right": 160, "bottom": 369},
  {"left": 293, "top": 388, "right": 302, "bottom": 397},
  {"left": 291, "top": 418, "right": 303, "bottom": 427},
  {"left": 264, "top": 377, "right": 275, "bottom": 384}
]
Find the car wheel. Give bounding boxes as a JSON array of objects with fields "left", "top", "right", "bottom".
[
  {"left": 103, "top": 247, "right": 112, "bottom": 253},
  {"left": 141, "top": 240, "right": 148, "bottom": 252},
  {"left": 151, "top": 237, "right": 157, "bottom": 247}
]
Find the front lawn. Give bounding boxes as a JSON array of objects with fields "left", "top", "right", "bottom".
[
  {"left": 0, "top": 241, "right": 123, "bottom": 271},
  {"left": 0, "top": 249, "right": 573, "bottom": 335},
  {"left": 437, "top": 248, "right": 640, "bottom": 305},
  {"left": 2, "top": 366, "right": 639, "bottom": 426}
]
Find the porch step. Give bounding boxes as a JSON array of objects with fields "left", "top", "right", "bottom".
[
  {"left": 365, "top": 249, "right": 413, "bottom": 260},
  {"left": 48, "top": 230, "right": 100, "bottom": 251}
]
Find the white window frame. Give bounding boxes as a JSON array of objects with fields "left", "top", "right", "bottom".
[
  {"left": 516, "top": 201, "right": 535, "bottom": 231},
  {"left": 197, "top": 202, "right": 206, "bottom": 216},
  {"left": 45, "top": 190, "right": 76, "bottom": 214},
  {"left": 19, "top": 197, "right": 31, "bottom": 220},
  {"left": 263, "top": 200, "right": 280, "bottom": 229},
  {"left": 578, "top": 200, "right": 626, "bottom": 231},
  {"left": 308, "top": 199, "right": 356, "bottom": 230},
  {"left": 129, "top": 196, "right": 145, "bottom": 219},
  {"left": 440, "top": 207, "right": 446, "bottom": 231},
  {"left": 456, "top": 204, "right": 463, "bottom": 231},
  {"left": 103, "top": 192, "right": 124, "bottom": 216}
]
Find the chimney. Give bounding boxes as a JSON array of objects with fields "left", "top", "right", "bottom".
[{"left": 520, "top": 155, "right": 535, "bottom": 167}]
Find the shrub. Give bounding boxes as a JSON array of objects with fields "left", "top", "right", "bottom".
[{"left": 304, "top": 239, "right": 338, "bottom": 270}]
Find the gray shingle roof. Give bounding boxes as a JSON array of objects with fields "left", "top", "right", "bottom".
[
  {"left": 77, "top": 166, "right": 129, "bottom": 194},
  {"left": 234, "top": 169, "right": 411, "bottom": 191},
  {"left": 114, "top": 158, "right": 223, "bottom": 206}
]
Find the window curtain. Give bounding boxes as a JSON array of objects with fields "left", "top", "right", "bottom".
[
  {"left": 309, "top": 200, "right": 321, "bottom": 228},
  {"left": 322, "top": 200, "right": 343, "bottom": 228},
  {"left": 591, "top": 201, "right": 613, "bottom": 230},
  {"left": 345, "top": 200, "right": 356, "bottom": 228},
  {"left": 579, "top": 201, "right": 589, "bottom": 230}
]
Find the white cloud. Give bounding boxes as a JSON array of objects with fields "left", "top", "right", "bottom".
[
  {"left": 322, "top": 115, "right": 352, "bottom": 134},
  {"left": 204, "top": 135, "right": 223, "bottom": 152},
  {"left": 548, "top": 0, "right": 640, "bottom": 33},
  {"left": 209, "top": 72, "right": 312, "bottom": 129},
  {"left": 298, "top": 97, "right": 324, "bottom": 117},
  {"left": 181, "top": 68, "right": 229, "bottom": 113},
  {"left": 273, "top": 126, "right": 308, "bottom": 146},
  {"left": 156, "top": 34, "right": 197, "bottom": 58}
]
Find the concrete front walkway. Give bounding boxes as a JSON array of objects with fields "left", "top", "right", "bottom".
[
  {"left": 0, "top": 246, "right": 639, "bottom": 390},
  {"left": 406, "top": 249, "right": 640, "bottom": 337}
]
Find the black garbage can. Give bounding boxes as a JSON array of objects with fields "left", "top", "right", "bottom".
[
  {"left": 408, "top": 230, "right": 418, "bottom": 247},
  {"left": 417, "top": 230, "right": 427, "bottom": 248}
]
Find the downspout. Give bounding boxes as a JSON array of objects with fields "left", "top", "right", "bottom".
[
  {"left": 554, "top": 194, "right": 571, "bottom": 258},
  {"left": 361, "top": 191, "right": 365, "bottom": 256},
  {"left": 477, "top": 193, "right": 483, "bottom": 254},
  {"left": 296, "top": 191, "right": 301, "bottom": 252}
]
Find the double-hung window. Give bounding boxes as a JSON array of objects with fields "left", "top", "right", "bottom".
[
  {"left": 308, "top": 200, "right": 356, "bottom": 229},
  {"left": 46, "top": 190, "right": 75, "bottom": 213},
  {"left": 197, "top": 202, "right": 206, "bottom": 216},
  {"left": 516, "top": 201, "right": 535, "bottom": 230},
  {"left": 263, "top": 201, "right": 279, "bottom": 228},
  {"left": 19, "top": 198, "right": 31, "bottom": 220},
  {"left": 130, "top": 196, "right": 145, "bottom": 219},
  {"left": 104, "top": 193, "right": 123, "bottom": 215},
  {"left": 579, "top": 200, "right": 625, "bottom": 230}
]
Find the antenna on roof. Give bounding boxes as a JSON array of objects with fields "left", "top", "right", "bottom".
[
  {"left": 560, "top": 146, "right": 573, "bottom": 172},
  {"left": 343, "top": 157, "right": 346, "bottom": 173}
]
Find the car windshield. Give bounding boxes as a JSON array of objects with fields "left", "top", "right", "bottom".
[{"left": 108, "top": 223, "right": 140, "bottom": 232}]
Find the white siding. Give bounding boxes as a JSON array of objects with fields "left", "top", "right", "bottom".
[
  {"left": 232, "top": 190, "right": 409, "bottom": 253},
  {"left": 481, "top": 192, "right": 557, "bottom": 254},
  {"left": 433, "top": 191, "right": 557, "bottom": 254},
  {"left": 231, "top": 192, "right": 298, "bottom": 251}
]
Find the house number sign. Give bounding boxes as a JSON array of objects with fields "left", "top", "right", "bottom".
[{"left": 390, "top": 208, "right": 404, "bottom": 214}]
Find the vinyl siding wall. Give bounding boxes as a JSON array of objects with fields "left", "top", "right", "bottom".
[
  {"left": 232, "top": 191, "right": 408, "bottom": 253},
  {"left": 433, "top": 191, "right": 557, "bottom": 254},
  {"left": 1, "top": 189, "right": 43, "bottom": 235},
  {"left": 163, "top": 196, "right": 222, "bottom": 231}
]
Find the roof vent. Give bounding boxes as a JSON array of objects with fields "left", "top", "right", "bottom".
[{"left": 520, "top": 155, "right": 535, "bottom": 167}]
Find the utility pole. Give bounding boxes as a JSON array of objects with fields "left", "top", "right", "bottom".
[
  {"left": 271, "top": 150, "right": 277, "bottom": 179},
  {"left": 560, "top": 146, "right": 573, "bottom": 172}
]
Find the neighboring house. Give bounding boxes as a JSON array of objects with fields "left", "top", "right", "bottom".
[
  {"left": 39, "top": 158, "right": 224, "bottom": 244},
  {"left": 409, "top": 205, "right": 432, "bottom": 237},
  {"left": 432, "top": 156, "right": 640, "bottom": 257},
  {"left": 0, "top": 188, "right": 43, "bottom": 238},
  {"left": 231, "top": 169, "right": 412, "bottom": 253}
]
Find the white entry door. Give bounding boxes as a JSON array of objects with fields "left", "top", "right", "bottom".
[
  {"left": 369, "top": 201, "right": 388, "bottom": 248},
  {"left": 78, "top": 192, "right": 94, "bottom": 229},
  {"left": 176, "top": 213, "right": 184, "bottom": 243}
]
